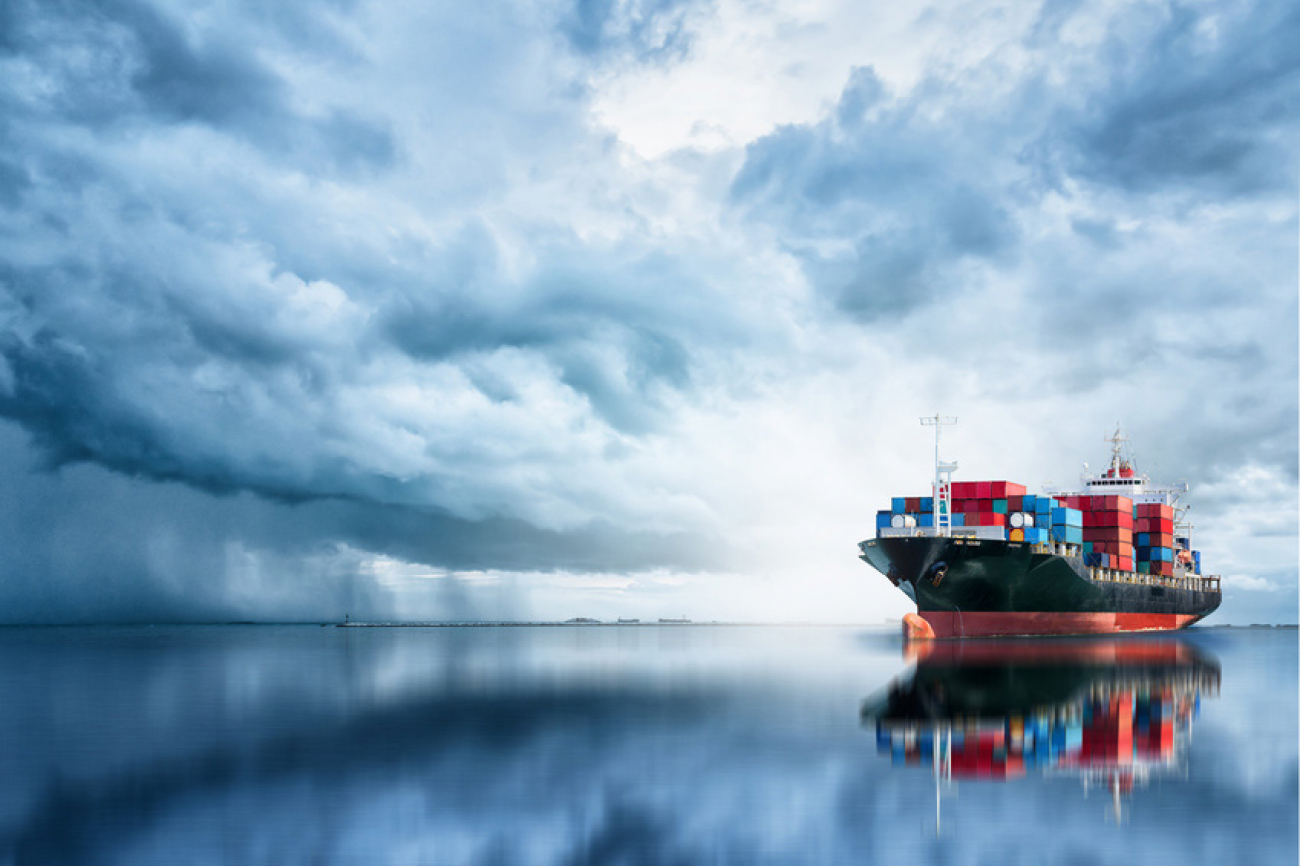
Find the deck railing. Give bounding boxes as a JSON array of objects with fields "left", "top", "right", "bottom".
[{"left": 1089, "top": 568, "right": 1221, "bottom": 593}]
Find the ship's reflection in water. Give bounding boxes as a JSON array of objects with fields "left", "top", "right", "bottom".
[
  {"left": 0, "top": 625, "right": 1292, "bottom": 864},
  {"left": 863, "top": 638, "right": 1221, "bottom": 826}
]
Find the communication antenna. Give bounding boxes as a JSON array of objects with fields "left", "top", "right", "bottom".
[{"left": 920, "top": 415, "right": 958, "bottom": 537}]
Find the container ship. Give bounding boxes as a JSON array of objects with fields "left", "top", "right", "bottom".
[{"left": 858, "top": 420, "right": 1221, "bottom": 638}]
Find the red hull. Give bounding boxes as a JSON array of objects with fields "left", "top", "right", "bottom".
[{"left": 919, "top": 611, "right": 1203, "bottom": 639}]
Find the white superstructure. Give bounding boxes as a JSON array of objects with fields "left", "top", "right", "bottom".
[
  {"left": 1045, "top": 426, "right": 1188, "bottom": 508},
  {"left": 1043, "top": 426, "right": 1198, "bottom": 575}
]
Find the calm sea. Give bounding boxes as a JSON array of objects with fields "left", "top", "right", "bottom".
[{"left": 0, "top": 625, "right": 1293, "bottom": 865}]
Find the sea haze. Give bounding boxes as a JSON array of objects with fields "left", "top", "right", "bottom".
[{"left": 0, "top": 625, "right": 1293, "bottom": 864}]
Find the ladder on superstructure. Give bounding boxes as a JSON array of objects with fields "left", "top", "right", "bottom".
[{"left": 921, "top": 414, "right": 958, "bottom": 537}]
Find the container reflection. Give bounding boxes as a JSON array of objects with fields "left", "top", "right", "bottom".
[{"left": 862, "top": 636, "right": 1222, "bottom": 827}]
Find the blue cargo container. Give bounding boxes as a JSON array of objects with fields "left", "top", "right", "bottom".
[
  {"left": 951, "top": 513, "right": 966, "bottom": 527},
  {"left": 1034, "top": 497, "right": 1053, "bottom": 516},
  {"left": 1050, "top": 507, "right": 1083, "bottom": 527},
  {"left": 1022, "top": 527, "right": 1047, "bottom": 544},
  {"left": 1136, "top": 532, "right": 1150, "bottom": 547},
  {"left": 1023, "top": 494, "right": 1037, "bottom": 511},
  {"left": 921, "top": 497, "right": 934, "bottom": 511},
  {"left": 876, "top": 511, "right": 892, "bottom": 530},
  {"left": 1050, "top": 525, "right": 1083, "bottom": 545},
  {"left": 1153, "top": 547, "right": 1173, "bottom": 562},
  {"left": 891, "top": 497, "right": 906, "bottom": 515},
  {"left": 919, "top": 513, "right": 934, "bottom": 527}
]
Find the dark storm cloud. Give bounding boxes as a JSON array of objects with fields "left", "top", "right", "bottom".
[
  {"left": 730, "top": 66, "right": 1018, "bottom": 320},
  {"left": 0, "top": 0, "right": 394, "bottom": 174},
  {"left": 731, "top": 1, "right": 1300, "bottom": 321},
  {"left": 379, "top": 225, "right": 701, "bottom": 433},
  {"left": 0, "top": 0, "right": 743, "bottom": 615},
  {"left": 1058, "top": 1, "right": 1300, "bottom": 195},
  {"left": 0, "top": 420, "right": 732, "bottom": 624},
  {"left": 0, "top": 159, "right": 31, "bottom": 207}
]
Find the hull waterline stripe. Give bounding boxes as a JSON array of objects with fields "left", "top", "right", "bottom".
[{"left": 918, "top": 611, "right": 1202, "bottom": 639}]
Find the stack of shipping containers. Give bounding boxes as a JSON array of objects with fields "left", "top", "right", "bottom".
[
  {"left": 1135, "top": 503, "right": 1180, "bottom": 577},
  {"left": 877, "top": 480, "right": 1080, "bottom": 548},
  {"left": 1057, "top": 494, "right": 1136, "bottom": 572},
  {"left": 876, "top": 484, "right": 1200, "bottom": 578}
]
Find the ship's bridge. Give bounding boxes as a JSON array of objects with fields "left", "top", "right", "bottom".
[{"left": 1050, "top": 427, "right": 1188, "bottom": 508}]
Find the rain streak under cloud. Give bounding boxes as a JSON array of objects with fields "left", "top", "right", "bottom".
[{"left": 0, "top": 0, "right": 1295, "bottom": 623}]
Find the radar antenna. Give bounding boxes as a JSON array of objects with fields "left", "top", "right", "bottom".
[{"left": 920, "top": 415, "right": 958, "bottom": 537}]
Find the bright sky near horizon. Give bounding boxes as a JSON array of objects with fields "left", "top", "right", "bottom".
[{"left": 0, "top": 0, "right": 1295, "bottom": 623}]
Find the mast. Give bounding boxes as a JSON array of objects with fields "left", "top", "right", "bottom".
[
  {"left": 1105, "top": 424, "right": 1128, "bottom": 477},
  {"left": 920, "top": 415, "right": 958, "bottom": 537}
]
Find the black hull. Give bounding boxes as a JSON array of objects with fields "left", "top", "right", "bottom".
[{"left": 860, "top": 536, "right": 1220, "bottom": 637}]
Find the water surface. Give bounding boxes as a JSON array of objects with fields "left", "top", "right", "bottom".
[{"left": 0, "top": 625, "right": 1293, "bottom": 864}]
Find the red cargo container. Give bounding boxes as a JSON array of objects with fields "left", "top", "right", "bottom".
[
  {"left": 976, "top": 481, "right": 992, "bottom": 498},
  {"left": 1098, "top": 542, "right": 1135, "bottom": 559},
  {"left": 1135, "top": 516, "right": 1172, "bottom": 533},
  {"left": 1137, "top": 503, "right": 1174, "bottom": 519},
  {"left": 1088, "top": 510, "right": 1133, "bottom": 529},
  {"left": 1149, "top": 532, "right": 1174, "bottom": 548},
  {"left": 905, "top": 497, "right": 921, "bottom": 512},
  {"left": 1115, "top": 555, "right": 1134, "bottom": 571},
  {"left": 1087, "top": 527, "right": 1133, "bottom": 544},
  {"left": 1008, "top": 495, "right": 1023, "bottom": 512},
  {"left": 1084, "top": 511, "right": 1124, "bottom": 528}
]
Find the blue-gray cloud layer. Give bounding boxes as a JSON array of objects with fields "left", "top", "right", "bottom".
[{"left": 0, "top": 0, "right": 1295, "bottom": 620}]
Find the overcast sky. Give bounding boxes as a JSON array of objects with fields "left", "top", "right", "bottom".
[{"left": 0, "top": 0, "right": 1295, "bottom": 624}]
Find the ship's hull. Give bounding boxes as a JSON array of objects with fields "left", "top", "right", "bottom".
[{"left": 860, "top": 536, "right": 1220, "bottom": 638}]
